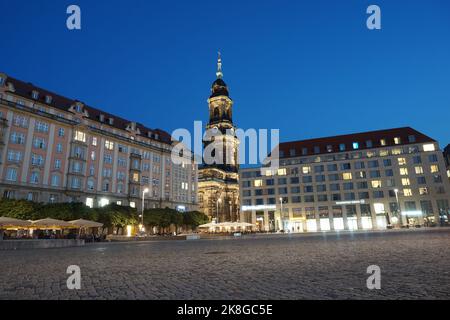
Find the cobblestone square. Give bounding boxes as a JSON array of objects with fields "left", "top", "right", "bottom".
[{"left": 1, "top": 229, "right": 449, "bottom": 300}]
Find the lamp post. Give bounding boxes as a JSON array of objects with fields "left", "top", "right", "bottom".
[
  {"left": 279, "top": 197, "right": 284, "bottom": 231},
  {"left": 216, "top": 198, "right": 222, "bottom": 223},
  {"left": 394, "top": 188, "right": 403, "bottom": 227},
  {"left": 140, "top": 188, "right": 149, "bottom": 232}
]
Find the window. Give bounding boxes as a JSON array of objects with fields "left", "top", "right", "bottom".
[
  {"left": 380, "top": 139, "right": 386, "bottom": 146},
  {"left": 302, "top": 176, "right": 312, "bottom": 183},
  {"left": 74, "top": 130, "right": 86, "bottom": 142},
  {"left": 354, "top": 162, "right": 365, "bottom": 169},
  {"left": 373, "top": 191, "right": 384, "bottom": 198},
  {"left": 419, "top": 187, "right": 429, "bottom": 195},
  {"left": 352, "top": 142, "right": 359, "bottom": 150},
  {"left": 254, "top": 179, "right": 263, "bottom": 187},
  {"left": 92, "top": 137, "right": 97, "bottom": 146},
  {"left": 383, "top": 159, "right": 392, "bottom": 167},
  {"left": 412, "top": 156, "right": 422, "bottom": 164},
  {"left": 6, "top": 168, "right": 17, "bottom": 181},
  {"left": 58, "top": 128, "right": 65, "bottom": 137},
  {"left": 327, "top": 164, "right": 338, "bottom": 171},
  {"left": 302, "top": 166, "right": 311, "bottom": 174},
  {"left": 339, "top": 144, "right": 346, "bottom": 151},
  {"left": 13, "top": 115, "right": 28, "bottom": 128},
  {"left": 31, "top": 154, "right": 44, "bottom": 166},
  {"left": 398, "top": 158, "right": 406, "bottom": 166},
  {"left": 10, "top": 132, "right": 26, "bottom": 144},
  {"left": 102, "top": 168, "right": 112, "bottom": 178},
  {"left": 385, "top": 169, "right": 393, "bottom": 177},
  {"left": 403, "top": 189, "right": 412, "bottom": 196},
  {"left": 417, "top": 176, "right": 426, "bottom": 185},
  {"left": 33, "top": 137, "right": 46, "bottom": 149},
  {"left": 428, "top": 154, "right": 438, "bottom": 163},
  {"left": 7, "top": 150, "right": 22, "bottom": 162},
  {"left": 366, "top": 140, "right": 373, "bottom": 148},
  {"left": 399, "top": 168, "right": 409, "bottom": 176},
  {"left": 415, "top": 166, "right": 424, "bottom": 174},
  {"left": 326, "top": 145, "right": 333, "bottom": 152},
  {"left": 315, "top": 175, "right": 325, "bottom": 182},
  {"left": 51, "top": 174, "right": 60, "bottom": 187},
  {"left": 343, "top": 182, "right": 354, "bottom": 190},
  {"left": 423, "top": 144, "right": 435, "bottom": 152},
  {"left": 371, "top": 180, "right": 382, "bottom": 188},
  {"left": 102, "top": 181, "right": 109, "bottom": 192},
  {"left": 56, "top": 143, "right": 63, "bottom": 153},
  {"left": 369, "top": 170, "right": 381, "bottom": 178},
  {"left": 341, "top": 163, "right": 351, "bottom": 170},
  {"left": 301, "top": 148, "right": 308, "bottom": 155},
  {"left": 54, "top": 159, "right": 61, "bottom": 169},
  {"left": 105, "top": 140, "right": 114, "bottom": 150},
  {"left": 0, "top": 76, "right": 4, "bottom": 85},
  {"left": 132, "top": 173, "right": 139, "bottom": 182},
  {"left": 342, "top": 173, "right": 352, "bottom": 180},
  {"left": 103, "top": 154, "right": 113, "bottom": 164},
  {"left": 314, "top": 146, "right": 320, "bottom": 154},
  {"left": 401, "top": 178, "right": 410, "bottom": 186},
  {"left": 394, "top": 137, "right": 401, "bottom": 145},
  {"left": 408, "top": 135, "right": 416, "bottom": 143},
  {"left": 277, "top": 168, "right": 286, "bottom": 175},
  {"left": 87, "top": 179, "right": 95, "bottom": 190},
  {"left": 35, "top": 121, "right": 49, "bottom": 133},
  {"left": 30, "top": 171, "right": 40, "bottom": 184},
  {"left": 290, "top": 177, "right": 299, "bottom": 184},
  {"left": 304, "top": 185, "right": 314, "bottom": 193},
  {"left": 368, "top": 160, "right": 379, "bottom": 168},
  {"left": 430, "top": 165, "right": 439, "bottom": 173}
]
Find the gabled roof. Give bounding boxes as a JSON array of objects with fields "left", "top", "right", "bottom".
[
  {"left": 3, "top": 75, "right": 172, "bottom": 144},
  {"left": 278, "top": 127, "right": 435, "bottom": 158}
]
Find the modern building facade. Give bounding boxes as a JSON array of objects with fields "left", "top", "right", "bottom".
[
  {"left": 443, "top": 144, "right": 450, "bottom": 182},
  {"left": 239, "top": 127, "right": 450, "bottom": 232},
  {"left": 197, "top": 55, "right": 240, "bottom": 222},
  {"left": 0, "top": 72, "right": 198, "bottom": 211}
]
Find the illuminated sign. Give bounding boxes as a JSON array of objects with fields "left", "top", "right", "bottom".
[
  {"left": 241, "top": 205, "right": 276, "bottom": 211},
  {"left": 335, "top": 200, "right": 365, "bottom": 205}
]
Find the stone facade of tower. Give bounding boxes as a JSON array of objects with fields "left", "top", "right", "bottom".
[{"left": 197, "top": 55, "right": 240, "bottom": 222}]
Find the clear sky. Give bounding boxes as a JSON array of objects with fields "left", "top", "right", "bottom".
[{"left": 1, "top": 0, "right": 449, "bottom": 150}]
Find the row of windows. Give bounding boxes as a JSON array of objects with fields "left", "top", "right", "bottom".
[
  {"left": 244, "top": 167, "right": 442, "bottom": 188},
  {"left": 242, "top": 188, "right": 444, "bottom": 206},
  {"left": 281, "top": 136, "right": 420, "bottom": 158}
]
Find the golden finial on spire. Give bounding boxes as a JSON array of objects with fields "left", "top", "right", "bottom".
[{"left": 216, "top": 51, "right": 223, "bottom": 79}]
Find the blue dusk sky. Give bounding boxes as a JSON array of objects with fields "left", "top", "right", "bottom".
[{"left": 1, "top": 0, "right": 449, "bottom": 153}]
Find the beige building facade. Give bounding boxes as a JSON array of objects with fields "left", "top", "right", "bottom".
[{"left": 0, "top": 72, "right": 197, "bottom": 211}]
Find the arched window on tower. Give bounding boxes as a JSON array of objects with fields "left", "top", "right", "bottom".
[{"left": 213, "top": 107, "right": 220, "bottom": 119}]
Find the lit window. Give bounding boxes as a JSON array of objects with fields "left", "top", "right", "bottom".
[
  {"left": 394, "top": 137, "right": 401, "bottom": 145},
  {"left": 302, "top": 166, "right": 311, "bottom": 174},
  {"left": 415, "top": 166, "right": 424, "bottom": 174},
  {"left": 371, "top": 180, "right": 382, "bottom": 188},
  {"left": 419, "top": 187, "right": 428, "bottom": 195},
  {"left": 105, "top": 140, "right": 114, "bottom": 150},
  {"left": 92, "top": 137, "right": 97, "bottom": 146},
  {"left": 264, "top": 170, "right": 274, "bottom": 176},
  {"left": 254, "top": 179, "right": 263, "bottom": 187},
  {"left": 132, "top": 173, "right": 139, "bottom": 182},
  {"left": 343, "top": 173, "right": 352, "bottom": 180},
  {"left": 129, "top": 202, "right": 136, "bottom": 208},
  {"left": 403, "top": 189, "right": 412, "bottom": 197},
  {"left": 99, "top": 198, "right": 109, "bottom": 207},
  {"left": 391, "top": 149, "right": 402, "bottom": 155},
  {"left": 400, "top": 168, "right": 409, "bottom": 176},
  {"left": 430, "top": 165, "right": 439, "bottom": 173},
  {"left": 398, "top": 158, "right": 406, "bottom": 165},
  {"left": 339, "top": 144, "right": 346, "bottom": 151},
  {"left": 380, "top": 139, "right": 386, "bottom": 146},
  {"left": 401, "top": 178, "right": 410, "bottom": 186},
  {"left": 277, "top": 168, "right": 287, "bottom": 176},
  {"left": 352, "top": 142, "right": 359, "bottom": 149},
  {"left": 74, "top": 130, "right": 86, "bottom": 142},
  {"left": 423, "top": 144, "right": 435, "bottom": 152},
  {"left": 32, "top": 91, "right": 39, "bottom": 100},
  {"left": 85, "top": 198, "right": 94, "bottom": 208}
]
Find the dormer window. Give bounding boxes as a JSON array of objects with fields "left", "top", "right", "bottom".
[
  {"left": 75, "top": 104, "right": 82, "bottom": 113},
  {"left": 408, "top": 135, "right": 416, "bottom": 143},
  {"left": 45, "top": 95, "right": 52, "bottom": 104},
  {"left": 352, "top": 142, "right": 359, "bottom": 149},
  {"left": 394, "top": 137, "right": 401, "bottom": 145},
  {"left": 99, "top": 114, "right": 105, "bottom": 122},
  {"left": 0, "top": 76, "right": 4, "bottom": 86},
  {"left": 31, "top": 91, "right": 39, "bottom": 100},
  {"left": 314, "top": 146, "right": 320, "bottom": 154},
  {"left": 339, "top": 143, "right": 346, "bottom": 151},
  {"left": 326, "top": 145, "right": 333, "bottom": 152},
  {"left": 108, "top": 118, "right": 114, "bottom": 125},
  {"left": 154, "top": 134, "right": 159, "bottom": 140}
]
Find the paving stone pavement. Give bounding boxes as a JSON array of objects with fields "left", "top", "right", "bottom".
[{"left": 1, "top": 228, "right": 449, "bottom": 300}]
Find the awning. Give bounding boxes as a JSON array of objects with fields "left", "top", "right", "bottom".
[
  {"left": 69, "top": 219, "right": 103, "bottom": 228},
  {"left": 31, "top": 218, "right": 74, "bottom": 229},
  {"left": 0, "top": 217, "right": 32, "bottom": 228}
]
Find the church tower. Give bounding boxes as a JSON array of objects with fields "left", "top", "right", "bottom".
[{"left": 198, "top": 53, "right": 240, "bottom": 222}]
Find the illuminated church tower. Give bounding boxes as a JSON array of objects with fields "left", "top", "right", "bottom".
[{"left": 197, "top": 53, "right": 240, "bottom": 222}]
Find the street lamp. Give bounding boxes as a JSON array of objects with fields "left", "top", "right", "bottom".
[
  {"left": 279, "top": 197, "right": 284, "bottom": 231},
  {"left": 216, "top": 198, "right": 222, "bottom": 223},
  {"left": 141, "top": 188, "right": 149, "bottom": 231},
  {"left": 394, "top": 188, "right": 404, "bottom": 227}
]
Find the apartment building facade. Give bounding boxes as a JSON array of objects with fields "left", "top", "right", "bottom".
[
  {"left": 0, "top": 73, "right": 197, "bottom": 211},
  {"left": 239, "top": 127, "right": 450, "bottom": 232}
]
